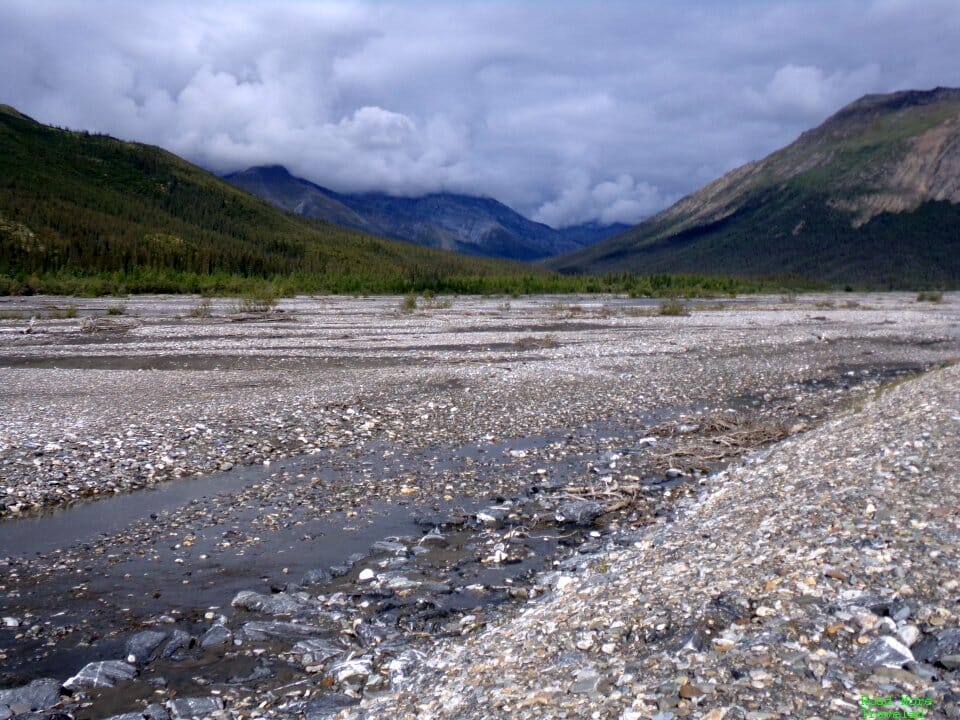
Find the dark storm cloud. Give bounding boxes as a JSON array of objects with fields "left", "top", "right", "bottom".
[{"left": 1, "top": 0, "right": 957, "bottom": 227}]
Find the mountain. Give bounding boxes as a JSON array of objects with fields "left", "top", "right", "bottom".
[
  {"left": 223, "top": 165, "right": 624, "bottom": 261},
  {"left": 549, "top": 87, "right": 960, "bottom": 288},
  {"left": 0, "top": 105, "right": 532, "bottom": 293}
]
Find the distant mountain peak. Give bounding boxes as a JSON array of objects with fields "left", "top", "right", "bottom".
[{"left": 224, "top": 165, "right": 623, "bottom": 261}]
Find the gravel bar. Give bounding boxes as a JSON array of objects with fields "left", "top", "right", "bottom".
[{"left": 343, "top": 361, "right": 960, "bottom": 720}]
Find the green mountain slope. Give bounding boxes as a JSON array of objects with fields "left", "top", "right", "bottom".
[
  {"left": 0, "top": 105, "right": 533, "bottom": 293},
  {"left": 549, "top": 87, "right": 960, "bottom": 288}
]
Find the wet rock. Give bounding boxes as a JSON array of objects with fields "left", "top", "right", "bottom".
[
  {"left": 289, "top": 638, "right": 343, "bottom": 670},
  {"left": 302, "top": 693, "right": 359, "bottom": 720},
  {"left": 370, "top": 540, "right": 408, "bottom": 556},
  {"left": 125, "top": 629, "right": 169, "bottom": 665},
  {"left": 231, "top": 590, "right": 305, "bottom": 615},
  {"left": 556, "top": 499, "right": 604, "bottom": 526},
  {"left": 200, "top": 623, "right": 232, "bottom": 649},
  {"left": 0, "top": 678, "right": 61, "bottom": 713},
  {"left": 386, "top": 648, "right": 427, "bottom": 685},
  {"left": 418, "top": 530, "right": 449, "bottom": 548},
  {"left": 354, "top": 622, "right": 394, "bottom": 648},
  {"left": 228, "top": 660, "right": 276, "bottom": 684},
  {"left": 239, "top": 620, "right": 328, "bottom": 642},
  {"left": 301, "top": 568, "right": 332, "bottom": 585},
  {"left": 856, "top": 636, "right": 915, "bottom": 669},
  {"left": 160, "top": 629, "right": 192, "bottom": 659},
  {"left": 166, "top": 696, "right": 224, "bottom": 719},
  {"left": 142, "top": 703, "right": 170, "bottom": 720},
  {"left": 329, "top": 562, "right": 354, "bottom": 578},
  {"left": 64, "top": 660, "right": 137, "bottom": 690},
  {"left": 475, "top": 505, "right": 510, "bottom": 526},
  {"left": 327, "top": 656, "right": 373, "bottom": 685},
  {"left": 413, "top": 512, "right": 467, "bottom": 530}
]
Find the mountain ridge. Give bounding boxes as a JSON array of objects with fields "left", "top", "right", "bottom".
[
  {"left": 0, "top": 106, "right": 536, "bottom": 294},
  {"left": 223, "top": 165, "right": 628, "bottom": 261},
  {"left": 548, "top": 86, "right": 960, "bottom": 287}
]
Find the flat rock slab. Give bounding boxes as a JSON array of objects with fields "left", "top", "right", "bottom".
[
  {"left": 289, "top": 638, "right": 343, "bottom": 669},
  {"left": 239, "top": 620, "right": 329, "bottom": 642},
  {"left": 856, "top": 636, "right": 915, "bottom": 669},
  {"left": 166, "top": 696, "right": 224, "bottom": 719},
  {"left": 125, "top": 629, "right": 169, "bottom": 665},
  {"left": 555, "top": 500, "right": 604, "bottom": 526},
  {"left": 231, "top": 590, "right": 306, "bottom": 615},
  {"left": 0, "top": 678, "right": 61, "bottom": 713},
  {"left": 303, "top": 694, "right": 359, "bottom": 720},
  {"left": 64, "top": 660, "right": 137, "bottom": 689}
]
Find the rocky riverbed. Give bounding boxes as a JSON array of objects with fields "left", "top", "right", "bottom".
[{"left": 0, "top": 292, "right": 956, "bottom": 720}]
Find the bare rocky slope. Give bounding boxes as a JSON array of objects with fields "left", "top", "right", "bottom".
[
  {"left": 551, "top": 87, "right": 960, "bottom": 287},
  {"left": 344, "top": 362, "right": 960, "bottom": 720}
]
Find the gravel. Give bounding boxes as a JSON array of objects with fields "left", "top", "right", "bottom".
[
  {"left": 0, "top": 292, "right": 957, "bottom": 719},
  {"left": 342, "top": 361, "right": 960, "bottom": 720}
]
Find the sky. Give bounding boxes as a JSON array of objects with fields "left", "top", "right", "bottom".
[{"left": 1, "top": 1, "right": 958, "bottom": 228}]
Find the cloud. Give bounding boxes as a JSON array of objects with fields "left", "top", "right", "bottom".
[
  {"left": 534, "top": 172, "right": 671, "bottom": 228},
  {"left": 0, "top": 0, "right": 957, "bottom": 228}
]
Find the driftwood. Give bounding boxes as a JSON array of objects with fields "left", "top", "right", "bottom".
[{"left": 559, "top": 410, "right": 791, "bottom": 516}]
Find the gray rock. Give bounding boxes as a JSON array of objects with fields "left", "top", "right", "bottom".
[
  {"left": 160, "top": 629, "right": 192, "bottom": 658},
  {"left": 856, "top": 636, "right": 915, "bottom": 669},
  {"left": 475, "top": 506, "right": 510, "bottom": 526},
  {"left": 328, "top": 563, "right": 352, "bottom": 578},
  {"left": 64, "top": 660, "right": 137, "bottom": 689},
  {"left": 941, "top": 654, "right": 960, "bottom": 669},
  {"left": 569, "top": 667, "right": 601, "bottom": 694},
  {"left": 385, "top": 648, "right": 427, "bottom": 685},
  {"left": 125, "top": 629, "right": 169, "bottom": 665},
  {"left": 239, "top": 620, "right": 328, "bottom": 642},
  {"left": 143, "top": 702, "right": 171, "bottom": 720},
  {"left": 369, "top": 540, "right": 407, "bottom": 556},
  {"left": 228, "top": 660, "right": 276, "bottom": 684},
  {"left": 303, "top": 694, "right": 358, "bottom": 720},
  {"left": 289, "top": 638, "right": 343, "bottom": 668},
  {"left": 0, "top": 678, "right": 61, "bottom": 712},
  {"left": 327, "top": 656, "right": 373, "bottom": 685},
  {"left": 418, "top": 531, "right": 449, "bottom": 548},
  {"left": 301, "top": 568, "right": 331, "bottom": 585},
  {"left": 412, "top": 511, "right": 467, "bottom": 530},
  {"left": 200, "top": 623, "right": 232, "bottom": 649},
  {"left": 231, "top": 590, "right": 304, "bottom": 615},
  {"left": 354, "top": 622, "right": 393, "bottom": 648},
  {"left": 166, "top": 696, "right": 224, "bottom": 719},
  {"left": 103, "top": 714, "right": 149, "bottom": 720},
  {"left": 555, "top": 500, "right": 604, "bottom": 526},
  {"left": 913, "top": 628, "right": 960, "bottom": 665}
]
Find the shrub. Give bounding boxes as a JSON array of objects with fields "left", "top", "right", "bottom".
[
  {"left": 106, "top": 304, "right": 126, "bottom": 315},
  {"left": 658, "top": 298, "right": 689, "bottom": 316},
  {"left": 190, "top": 298, "right": 213, "bottom": 318},
  {"left": 236, "top": 287, "right": 280, "bottom": 313},
  {"left": 916, "top": 290, "right": 943, "bottom": 303},
  {"left": 399, "top": 293, "right": 418, "bottom": 313}
]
